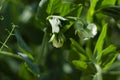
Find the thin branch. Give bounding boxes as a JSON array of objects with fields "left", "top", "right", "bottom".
[
  {"left": 0, "top": 50, "right": 23, "bottom": 60},
  {"left": 0, "top": 24, "right": 16, "bottom": 50}
]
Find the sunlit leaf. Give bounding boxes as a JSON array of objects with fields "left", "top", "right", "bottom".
[
  {"left": 59, "top": 3, "right": 82, "bottom": 17},
  {"left": 46, "top": 0, "right": 61, "bottom": 14},
  {"left": 102, "top": 44, "right": 116, "bottom": 56},
  {"left": 100, "top": 0, "right": 116, "bottom": 6},
  {"left": 72, "top": 60, "right": 88, "bottom": 70},
  {"left": 94, "top": 23, "right": 107, "bottom": 62},
  {"left": 87, "top": 0, "right": 99, "bottom": 22}
]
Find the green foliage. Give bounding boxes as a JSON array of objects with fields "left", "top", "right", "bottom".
[
  {"left": 15, "top": 30, "right": 33, "bottom": 59},
  {"left": 100, "top": 0, "right": 116, "bottom": 6},
  {"left": 72, "top": 60, "right": 88, "bottom": 70},
  {"left": 0, "top": 0, "right": 120, "bottom": 80},
  {"left": 70, "top": 38, "right": 85, "bottom": 54},
  {"left": 99, "top": 6, "right": 120, "bottom": 19},
  {"left": 94, "top": 23, "right": 107, "bottom": 62}
]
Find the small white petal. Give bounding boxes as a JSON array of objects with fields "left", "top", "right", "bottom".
[
  {"left": 49, "top": 18, "right": 60, "bottom": 33},
  {"left": 48, "top": 15, "right": 66, "bottom": 33},
  {"left": 79, "top": 23, "right": 97, "bottom": 40},
  {"left": 87, "top": 23, "right": 97, "bottom": 37},
  {"left": 49, "top": 15, "right": 67, "bottom": 21}
]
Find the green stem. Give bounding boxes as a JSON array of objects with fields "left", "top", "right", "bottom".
[
  {"left": 0, "top": 24, "right": 16, "bottom": 51},
  {"left": 0, "top": 50, "right": 23, "bottom": 60},
  {"left": 37, "top": 31, "right": 48, "bottom": 65},
  {"left": 93, "top": 64, "right": 103, "bottom": 80}
]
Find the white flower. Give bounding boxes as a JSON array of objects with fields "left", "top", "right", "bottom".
[
  {"left": 83, "top": 23, "right": 97, "bottom": 40},
  {"left": 47, "top": 15, "right": 66, "bottom": 33},
  {"left": 49, "top": 33, "right": 65, "bottom": 48},
  {"left": 75, "top": 22, "right": 97, "bottom": 40},
  {"left": 87, "top": 23, "right": 97, "bottom": 37}
]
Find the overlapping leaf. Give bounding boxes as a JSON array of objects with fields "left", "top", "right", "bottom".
[
  {"left": 98, "top": 6, "right": 120, "bottom": 19},
  {"left": 94, "top": 23, "right": 107, "bottom": 62},
  {"left": 18, "top": 52, "right": 40, "bottom": 77},
  {"left": 15, "top": 30, "right": 34, "bottom": 60}
]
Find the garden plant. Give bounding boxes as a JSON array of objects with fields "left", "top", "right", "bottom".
[{"left": 0, "top": 0, "right": 120, "bottom": 80}]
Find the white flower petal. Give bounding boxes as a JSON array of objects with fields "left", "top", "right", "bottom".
[
  {"left": 49, "top": 15, "right": 67, "bottom": 21},
  {"left": 79, "top": 23, "right": 97, "bottom": 40},
  {"left": 87, "top": 23, "right": 97, "bottom": 37},
  {"left": 49, "top": 18, "right": 60, "bottom": 33},
  {"left": 47, "top": 15, "right": 66, "bottom": 33}
]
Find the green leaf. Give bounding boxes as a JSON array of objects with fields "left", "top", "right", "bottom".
[
  {"left": 62, "top": 20, "right": 74, "bottom": 32},
  {"left": 78, "top": 53, "right": 88, "bottom": 61},
  {"left": 57, "top": 1, "right": 71, "bottom": 16},
  {"left": 60, "top": 3, "right": 82, "bottom": 17},
  {"left": 46, "top": 0, "right": 62, "bottom": 14},
  {"left": 102, "top": 53, "right": 118, "bottom": 71},
  {"left": 94, "top": 23, "right": 107, "bottom": 62},
  {"left": 36, "top": 0, "right": 48, "bottom": 29},
  {"left": 70, "top": 38, "right": 85, "bottom": 54},
  {"left": 109, "top": 61, "right": 120, "bottom": 70},
  {"left": 85, "top": 40, "right": 94, "bottom": 60},
  {"left": 68, "top": 50, "right": 80, "bottom": 63},
  {"left": 15, "top": 30, "right": 34, "bottom": 60},
  {"left": 71, "top": 46, "right": 87, "bottom": 61},
  {"left": 87, "top": 0, "right": 99, "bottom": 22},
  {"left": 100, "top": 0, "right": 116, "bottom": 6},
  {"left": 37, "top": 32, "right": 48, "bottom": 65},
  {"left": 72, "top": 60, "right": 88, "bottom": 70},
  {"left": 102, "top": 44, "right": 116, "bottom": 56},
  {"left": 99, "top": 6, "right": 120, "bottom": 19},
  {"left": 46, "top": 0, "right": 82, "bottom": 17},
  {"left": 19, "top": 63, "right": 34, "bottom": 80},
  {"left": 18, "top": 53, "right": 40, "bottom": 77}
]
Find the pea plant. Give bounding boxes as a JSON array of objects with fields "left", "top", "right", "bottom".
[{"left": 0, "top": 0, "right": 120, "bottom": 80}]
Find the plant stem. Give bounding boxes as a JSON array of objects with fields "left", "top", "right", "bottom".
[
  {"left": 93, "top": 64, "right": 103, "bottom": 80},
  {"left": 0, "top": 50, "right": 23, "bottom": 60},
  {"left": 0, "top": 24, "right": 16, "bottom": 51},
  {"left": 37, "top": 31, "right": 48, "bottom": 65}
]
